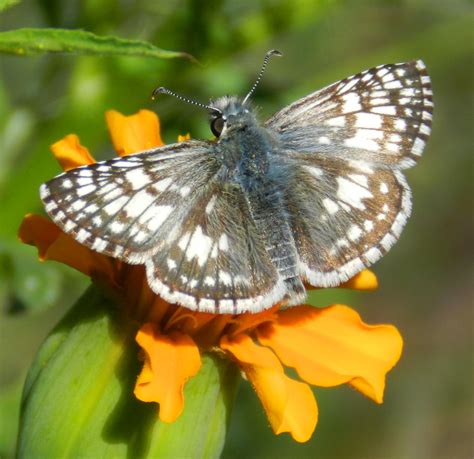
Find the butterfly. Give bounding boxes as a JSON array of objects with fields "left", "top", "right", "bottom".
[{"left": 40, "top": 50, "right": 433, "bottom": 314}]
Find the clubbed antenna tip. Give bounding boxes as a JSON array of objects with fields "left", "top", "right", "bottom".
[
  {"left": 151, "top": 86, "right": 222, "bottom": 115},
  {"left": 242, "top": 49, "right": 283, "bottom": 104}
]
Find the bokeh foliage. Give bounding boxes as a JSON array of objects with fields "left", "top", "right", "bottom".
[{"left": 0, "top": 0, "right": 472, "bottom": 458}]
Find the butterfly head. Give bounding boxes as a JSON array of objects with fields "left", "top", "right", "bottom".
[{"left": 208, "top": 96, "right": 256, "bottom": 138}]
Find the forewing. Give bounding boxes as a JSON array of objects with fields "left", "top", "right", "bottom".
[
  {"left": 145, "top": 180, "right": 285, "bottom": 314},
  {"left": 285, "top": 156, "right": 411, "bottom": 286},
  {"left": 266, "top": 60, "right": 433, "bottom": 168},
  {"left": 41, "top": 141, "right": 221, "bottom": 264}
]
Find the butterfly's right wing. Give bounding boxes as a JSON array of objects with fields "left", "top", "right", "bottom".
[
  {"left": 266, "top": 60, "right": 433, "bottom": 169},
  {"left": 41, "top": 140, "right": 284, "bottom": 313}
]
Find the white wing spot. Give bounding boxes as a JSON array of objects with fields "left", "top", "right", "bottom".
[
  {"left": 219, "top": 271, "right": 232, "bottom": 286},
  {"left": 110, "top": 221, "right": 125, "bottom": 233},
  {"left": 91, "top": 238, "right": 108, "bottom": 252},
  {"left": 372, "top": 106, "right": 397, "bottom": 115},
  {"left": 178, "top": 232, "right": 191, "bottom": 251},
  {"left": 322, "top": 198, "right": 339, "bottom": 215},
  {"left": 76, "top": 184, "right": 97, "bottom": 197},
  {"left": 71, "top": 199, "right": 87, "bottom": 212},
  {"left": 84, "top": 203, "right": 99, "bottom": 214},
  {"left": 125, "top": 169, "right": 151, "bottom": 190},
  {"left": 348, "top": 160, "right": 374, "bottom": 174},
  {"left": 124, "top": 191, "right": 155, "bottom": 218},
  {"left": 345, "top": 133, "right": 380, "bottom": 152},
  {"left": 337, "top": 177, "right": 373, "bottom": 210},
  {"left": 419, "top": 124, "right": 431, "bottom": 136},
  {"left": 348, "top": 174, "right": 369, "bottom": 188},
  {"left": 347, "top": 225, "right": 363, "bottom": 242},
  {"left": 339, "top": 78, "right": 359, "bottom": 93},
  {"left": 395, "top": 119, "right": 407, "bottom": 131},
  {"left": 355, "top": 113, "right": 383, "bottom": 129},
  {"left": 337, "top": 238, "right": 350, "bottom": 248},
  {"left": 370, "top": 98, "right": 390, "bottom": 106},
  {"left": 64, "top": 220, "right": 77, "bottom": 232},
  {"left": 326, "top": 116, "right": 346, "bottom": 127},
  {"left": 380, "top": 233, "right": 397, "bottom": 250},
  {"left": 134, "top": 231, "right": 148, "bottom": 243},
  {"left": 303, "top": 166, "right": 324, "bottom": 178},
  {"left": 380, "top": 182, "right": 389, "bottom": 194},
  {"left": 386, "top": 142, "right": 400, "bottom": 153},
  {"left": 218, "top": 233, "right": 229, "bottom": 251},
  {"left": 167, "top": 258, "right": 177, "bottom": 270},
  {"left": 342, "top": 93, "right": 362, "bottom": 113},
  {"left": 103, "top": 196, "right": 128, "bottom": 215},
  {"left": 364, "top": 247, "right": 382, "bottom": 263},
  {"left": 77, "top": 177, "right": 93, "bottom": 186},
  {"left": 45, "top": 201, "right": 58, "bottom": 212},
  {"left": 184, "top": 226, "right": 213, "bottom": 267},
  {"left": 62, "top": 179, "right": 73, "bottom": 189},
  {"left": 400, "top": 88, "right": 416, "bottom": 97},
  {"left": 364, "top": 220, "right": 374, "bottom": 231},
  {"left": 76, "top": 228, "right": 89, "bottom": 243},
  {"left": 204, "top": 276, "right": 215, "bottom": 287},
  {"left": 153, "top": 177, "right": 172, "bottom": 192},
  {"left": 179, "top": 186, "right": 191, "bottom": 197},
  {"left": 412, "top": 137, "right": 425, "bottom": 156},
  {"left": 384, "top": 80, "right": 403, "bottom": 89},
  {"left": 147, "top": 205, "right": 173, "bottom": 231},
  {"left": 205, "top": 195, "right": 217, "bottom": 214}
]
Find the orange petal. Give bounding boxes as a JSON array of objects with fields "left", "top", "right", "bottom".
[
  {"left": 134, "top": 324, "right": 201, "bottom": 422},
  {"left": 51, "top": 134, "right": 96, "bottom": 171},
  {"left": 227, "top": 306, "right": 279, "bottom": 337},
  {"left": 256, "top": 305, "right": 403, "bottom": 404},
  {"left": 221, "top": 334, "right": 317, "bottom": 442},
  {"left": 106, "top": 109, "right": 164, "bottom": 156},
  {"left": 340, "top": 269, "right": 378, "bottom": 290},
  {"left": 18, "top": 214, "right": 62, "bottom": 259},
  {"left": 18, "top": 214, "right": 115, "bottom": 282}
]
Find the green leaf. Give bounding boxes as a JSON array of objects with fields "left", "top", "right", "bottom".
[
  {"left": 0, "top": 0, "right": 20, "bottom": 13},
  {"left": 0, "top": 28, "right": 196, "bottom": 62},
  {"left": 18, "top": 285, "right": 240, "bottom": 458}
]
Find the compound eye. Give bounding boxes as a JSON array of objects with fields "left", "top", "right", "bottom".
[{"left": 211, "top": 116, "right": 225, "bottom": 137}]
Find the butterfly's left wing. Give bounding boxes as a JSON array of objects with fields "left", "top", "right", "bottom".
[
  {"left": 41, "top": 140, "right": 285, "bottom": 313},
  {"left": 265, "top": 61, "right": 433, "bottom": 286}
]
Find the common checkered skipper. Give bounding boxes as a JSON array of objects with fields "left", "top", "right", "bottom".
[{"left": 41, "top": 50, "right": 433, "bottom": 314}]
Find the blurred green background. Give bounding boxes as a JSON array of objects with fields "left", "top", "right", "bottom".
[{"left": 0, "top": 0, "right": 472, "bottom": 458}]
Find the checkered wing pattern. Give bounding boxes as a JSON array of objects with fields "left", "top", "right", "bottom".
[
  {"left": 266, "top": 60, "right": 433, "bottom": 286},
  {"left": 267, "top": 60, "right": 433, "bottom": 168},
  {"left": 284, "top": 155, "right": 411, "bottom": 286},
  {"left": 41, "top": 141, "right": 284, "bottom": 313},
  {"left": 41, "top": 141, "right": 218, "bottom": 264},
  {"left": 145, "top": 181, "right": 285, "bottom": 313}
]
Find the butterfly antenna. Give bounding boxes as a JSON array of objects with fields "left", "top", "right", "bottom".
[
  {"left": 242, "top": 49, "right": 282, "bottom": 105},
  {"left": 152, "top": 87, "right": 222, "bottom": 115}
]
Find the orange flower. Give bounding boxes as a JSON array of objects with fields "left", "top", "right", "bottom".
[{"left": 19, "top": 109, "right": 403, "bottom": 443}]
